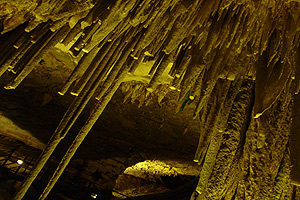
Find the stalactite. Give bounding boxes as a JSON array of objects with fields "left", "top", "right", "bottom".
[
  {"left": 69, "top": 46, "right": 81, "bottom": 58},
  {"left": 91, "top": 34, "right": 128, "bottom": 90},
  {"left": 129, "top": 0, "right": 153, "bottom": 27},
  {"left": 4, "top": 21, "right": 51, "bottom": 73},
  {"left": 235, "top": 81, "right": 292, "bottom": 200},
  {"left": 133, "top": 7, "right": 171, "bottom": 54},
  {"left": 0, "top": 47, "right": 17, "bottom": 76},
  {"left": 60, "top": 44, "right": 121, "bottom": 141},
  {"left": 201, "top": 15, "right": 226, "bottom": 58},
  {"left": 71, "top": 40, "right": 114, "bottom": 96},
  {"left": 193, "top": 44, "right": 232, "bottom": 119},
  {"left": 137, "top": 89, "right": 150, "bottom": 108},
  {"left": 50, "top": 18, "right": 69, "bottom": 32},
  {"left": 51, "top": 0, "right": 69, "bottom": 14},
  {"left": 11, "top": 129, "right": 62, "bottom": 200},
  {"left": 121, "top": 81, "right": 132, "bottom": 93},
  {"left": 147, "top": 51, "right": 175, "bottom": 92},
  {"left": 1, "top": 29, "right": 52, "bottom": 76},
  {"left": 0, "top": 26, "right": 25, "bottom": 72},
  {"left": 177, "top": 46, "right": 204, "bottom": 103},
  {"left": 170, "top": 47, "right": 192, "bottom": 91},
  {"left": 145, "top": 91, "right": 156, "bottom": 106},
  {"left": 169, "top": 43, "right": 185, "bottom": 77},
  {"left": 146, "top": 4, "right": 186, "bottom": 56},
  {"left": 81, "top": 0, "right": 113, "bottom": 28},
  {"left": 12, "top": 29, "right": 121, "bottom": 200},
  {"left": 128, "top": 84, "right": 139, "bottom": 103},
  {"left": 61, "top": 22, "right": 82, "bottom": 46},
  {"left": 237, "top": 10, "right": 254, "bottom": 46},
  {"left": 59, "top": 45, "right": 101, "bottom": 95},
  {"left": 190, "top": 69, "right": 205, "bottom": 100},
  {"left": 31, "top": 21, "right": 52, "bottom": 44},
  {"left": 68, "top": 10, "right": 89, "bottom": 29},
  {"left": 170, "top": 63, "right": 190, "bottom": 91},
  {"left": 197, "top": 1, "right": 216, "bottom": 28},
  {"left": 259, "top": 13, "right": 274, "bottom": 55},
  {"left": 162, "top": 12, "right": 190, "bottom": 55},
  {"left": 282, "top": 13, "right": 299, "bottom": 63},
  {"left": 82, "top": 0, "right": 137, "bottom": 53},
  {"left": 70, "top": 32, "right": 126, "bottom": 108},
  {"left": 156, "top": 84, "right": 170, "bottom": 104},
  {"left": 69, "top": 34, "right": 84, "bottom": 53},
  {"left": 211, "top": 0, "right": 222, "bottom": 17},
  {"left": 122, "top": 83, "right": 134, "bottom": 103},
  {"left": 95, "top": 27, "right": 142, "bottom": 100},
  {"left": 0, "top": 23, "right": 25, "bottom": 55},
  {"left": 0, "top": 39, "right": 31, "bottom": 76},
  {"left": 9, "top": 41, "right": 36, "bottom": 74},
  {"left": 71, "top": 22, "right": 97, "bottom": 52},
  {"left": 129, "top": 83, "right": 146, "bottom": 104},
  {"left": 81, "top": 20, "right": 101, "bottom": 44},
  {"left": 193, "top": 79, "right": 231, "bottom": 164},
  {"left": 141, "top": 0, "right": 170, "bottom": 28},
  {"left": 6, "top": 22, "right": 53, "bottom": 75},
  {"left": 148, "top": 51, "right": 165, "bottom": 76},
  {"left": 25, "top": 19, "right": 43, "bottom": 33},
  {"left": 13, "top": 32, "right": 30, "bottom": 49},
  {"left": 73, "top": 34, "right": 124, "bottom": 98},
  {"left": 254, "top": 51, "right": 292, "bottom": 118},
  {"left": 108, "top": 17, "right": 132, "bottom": 43},
  {"left": 231, "top": 8, "right": 248, "bottom": 51},
  {"left": 52, "top": 1, "right": 94, "bottom": 24},
  {"left": 215, "top": 9, "right": 234, "bottom": 50},
  {"left": 53, "top": 46, "right": 124, "bottom": 142},
  {"left": 124, "top": 55, "right": 136, "bottom": 74},
  {"left": 128, "top": 49, "right": 145, "bottom": 74},
  {"left": 5, "top": 25, "right": 70, "bottom": 90},
  {"left": 146, "top": 28, "right": 169, "bottom": 57},
  {"left": 195, "top": 22, "right": 210, "bottom": 49},
  {"left": 224, "top": 6, "right": 245, "bottom": 49}
]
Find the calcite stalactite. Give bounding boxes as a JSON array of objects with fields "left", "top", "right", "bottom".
[
  {"left": 147, "top": 51, "right": 175, "bottom": 91},
  {"left": 59, "top": 45, "right": 100, "bottom": 95},
  {"left": 0, "top": 23, "right": 27, "bottom": 76},
  {"left": 71, "top": 42, "right": 112, "bottom": 95},
  {"left": 82, "top": 0, "right": 137, "bottom": 53},
  {"left": 5, "top": 25, "right": 70, "bottom": 89}
]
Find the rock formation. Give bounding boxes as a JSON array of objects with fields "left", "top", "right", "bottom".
[{"left": 0, "top": 0, "right": 300, "bottom": 199}]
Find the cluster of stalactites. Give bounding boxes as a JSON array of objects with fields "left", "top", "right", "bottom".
[
  {"left": 0, "top": 0, "right": 300, "bottom": 118},
  {"left": 121, "top": 81, "right": 170, "bottom": 108},
  {"left": 57, "top": 0, "right": 300, "bottom": 119}
]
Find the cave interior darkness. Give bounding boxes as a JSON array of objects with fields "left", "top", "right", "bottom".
[{"left": 0, "top": 0, "right": 300, "bottom": 200}]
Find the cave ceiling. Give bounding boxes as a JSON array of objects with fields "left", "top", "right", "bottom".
[{"left": 0, "top": 0, "right": 300, "bottom": 199}]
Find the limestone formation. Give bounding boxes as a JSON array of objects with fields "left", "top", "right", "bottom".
[{"left": 0, "top": 0, "right": 299, "bottom": 199}]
